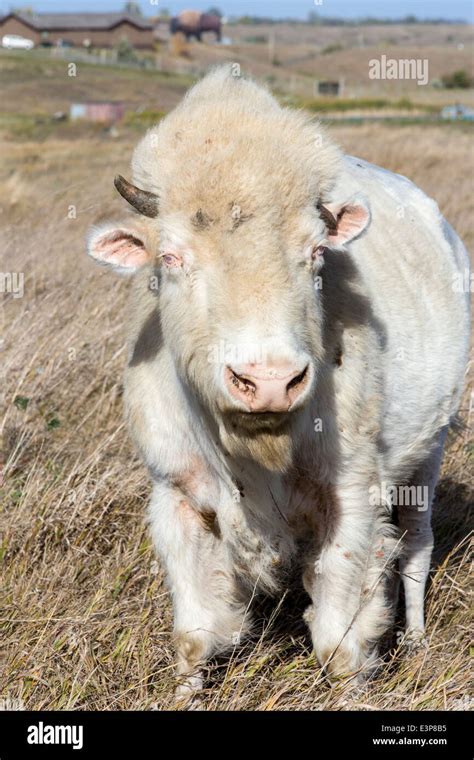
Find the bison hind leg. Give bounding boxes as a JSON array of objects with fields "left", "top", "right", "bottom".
[{"left": 398, "top": 426, "right": 448, "bottom": 637}]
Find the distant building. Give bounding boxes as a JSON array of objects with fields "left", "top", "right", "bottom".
[
  {"left": 0, "top": 12, "right": 154, "bottom": 49},
  {"left": 70, "top": 101, "right": 125, "bottom": 123},
  {"left": 441, "top": 104, "right": 474, "bottom": 121},
  {"left": 317, "top": 81, "right": 341, "bottom": 96}
]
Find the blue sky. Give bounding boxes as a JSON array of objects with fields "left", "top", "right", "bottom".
[{"left": 2, "top": 0, "right": 473, "bottom": 21}]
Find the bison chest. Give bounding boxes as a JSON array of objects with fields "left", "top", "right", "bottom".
[
  {"left": 222, "top": 497, "right": 296, "bottom": 595},
  {"left": 286, "top": 477, "right": 336, "bottom": 544},
  {"left": 221, "top": 476, "right": 333, "bottom": 594}
]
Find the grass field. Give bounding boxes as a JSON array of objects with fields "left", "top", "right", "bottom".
[{"left": 0, "top": 35, "right": 473, "bottom": 711}]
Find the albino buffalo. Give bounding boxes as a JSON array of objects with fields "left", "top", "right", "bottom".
[{"left": 87, "top": 66, "right": 470, "bottom": 702}]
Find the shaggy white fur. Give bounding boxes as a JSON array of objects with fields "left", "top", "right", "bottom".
[{"left": 87, "top": 65, "right": 471, "bottom": 701}]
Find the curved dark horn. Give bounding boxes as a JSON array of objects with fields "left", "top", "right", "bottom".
[
  {"left": 316, "top": 201, "right": 337, "bottom": 232},
  {"left": 114, "top": 175, "right": 159, "bottom": 218}
]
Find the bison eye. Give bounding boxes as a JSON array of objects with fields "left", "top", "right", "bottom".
[{"left": 161, "top": 252, "right": 182, "bottom": 268}]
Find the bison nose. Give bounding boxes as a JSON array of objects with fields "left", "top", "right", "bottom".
[{"left": 225, "top": 362, "right": 310, "bottom": 413}]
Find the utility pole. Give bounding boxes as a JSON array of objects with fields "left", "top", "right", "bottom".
[{"left": 268, "top": 29, "right": 276, "bottom": 64}]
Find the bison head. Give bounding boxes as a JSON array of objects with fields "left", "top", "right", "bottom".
[{"left": 86, "top": 68, "right": 370, "bottom": 470}]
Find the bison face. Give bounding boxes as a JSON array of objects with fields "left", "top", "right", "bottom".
[
  {"left": 86, "top": 178, "right": 370, "bottom": 470},
  {"left": 155, "top": 208, "right": 329, "bottom": 421}
]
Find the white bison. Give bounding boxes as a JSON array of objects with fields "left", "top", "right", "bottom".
[{"left": 87, "top": 66, "right": 470, "bottom": 700}]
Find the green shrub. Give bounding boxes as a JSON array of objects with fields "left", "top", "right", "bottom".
[
  {"left": 321, "top": 43, "right": 344, "bottom": 55},
  {"left": 301, "top": 97, "right": 437, "bottom": 113},
  {"left": 441, "top": 70, "right": 473, "bottom": 89},
  {"left": 123, "top": 109, "right": 166, "bottom": 128},
  {"left": 116, "top": 37, "right": 137, "bottom": 63},
  {"left": 243, "top": 35, "right": 267, "bottom": 43}
]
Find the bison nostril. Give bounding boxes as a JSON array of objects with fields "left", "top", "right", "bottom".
[
  {"left": 286, "top": 365, "right": 309, "bottom": 393},
  {"left": 230, "top": 370, "right": 257, "bottom": 395}
]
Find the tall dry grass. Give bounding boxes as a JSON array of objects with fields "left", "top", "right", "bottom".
[{"left": 0, "top": 123, "right": 472, "bottom": 710}]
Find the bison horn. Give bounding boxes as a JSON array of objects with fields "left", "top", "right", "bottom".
[
  {"left": 114, "top": 175, "right": 159, "bottom": 218},
  {"left": 316, "top": 201, "right": 338, "bottom": 232}
]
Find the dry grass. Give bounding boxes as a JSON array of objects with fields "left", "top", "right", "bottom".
[
  {"left": 0, "top": 51, "right": 192, "bottom": 119},
  {"left": 0, "top": 87, "right": 473, "bottom": 711}
]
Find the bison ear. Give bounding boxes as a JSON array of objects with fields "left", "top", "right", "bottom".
[
  {"left": 86, "top": 223, "right": 153, "bottom": 274},
  {"left": 320, "top": 197, "right": 370, "bottom": 248}
]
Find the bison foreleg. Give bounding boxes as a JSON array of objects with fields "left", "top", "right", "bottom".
[
  {"left": 148, "top": 481, "right": 250, "bottom": 706},
  {"left": 303, "top": 479, "right": 399, "bottom": 679}
]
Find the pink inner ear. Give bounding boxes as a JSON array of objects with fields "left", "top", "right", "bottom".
[
  {"left": 95, "top": 230, "right": 150, "bottom": 269},
  {"left": 328, "top": 204, "right": 369, "bottom": 245}
]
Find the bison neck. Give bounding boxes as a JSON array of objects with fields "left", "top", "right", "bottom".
[{"left": 218, "top": 421, "right": 295, "bottom": 472}]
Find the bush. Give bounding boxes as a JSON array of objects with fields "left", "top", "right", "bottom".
[
  {"left": 321, "top": 43, "right": 344, "bottom": 55},
  {"left": 441, "top": 70, "right": 473, "bottom": 89},
  {"left": 243, "top": 35, "right": 267, "bottom": 43},
  {"left": 123, "top": 109, "right": 166, "bottom": 128},
  {"left": 300, "top": 97, "right": 437, "bottom": 113},
  {"left": 115, "top": 37, "right": 137, "bottom": 63}
]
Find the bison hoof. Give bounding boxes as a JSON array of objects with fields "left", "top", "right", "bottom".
[
  {"left": 303, "top": 604, "right": 315, "bottom": 625},
  {"left": 174, "top": 670, "right": 204, "bottom": 710},
  {"left": 315, "top": 634, "right": 378, "bottom": 683},
  {"left": 399, "top": 628, "right": 428, "bottom": 652}
]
